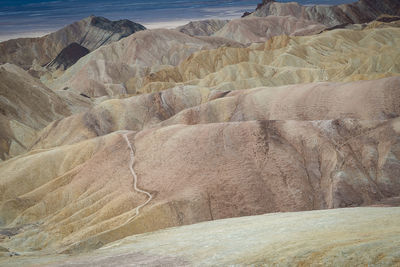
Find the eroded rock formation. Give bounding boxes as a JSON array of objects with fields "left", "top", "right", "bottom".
[
  {"left": 134, "top": 24, "right": 400, "bottom": 94},
  {"left": 0, "top": 6, "right": 399, "bottom": 264},
  {"left": 214, "top": 16, "right": 325, "bottom": 43},
  {"left": 0, "top": 77, "right": 399, "bottom": 253},
  {"left": 0, "top": 64, "right": 70, "bottom": 160},
  {"left": 250, "top": 0, "right": 400, "bottom": 27},
  {"left": 47, "top": 29, "right": 243, "bottom": 97},
  {"left": 177, "top": 19, "right": 229, "bottom": 36},
  {"left": 0, "top": 16, "right": 145, "bottom": 71}
]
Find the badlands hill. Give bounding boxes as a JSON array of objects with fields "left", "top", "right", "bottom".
[
  {"left": 46, "top": 29, "right": 244, "bottom": 97},
  {"left": 213, "top": 16, "right": 326, "bottom": 43},
  {"left": 1, "top": 77, "right": 399, "bottom": 254},
  {"left": 0, "top": 1, "right": 400, "bottom": 265},
  {"left": 31, "top": 77, "right": 400, "bottom": 149},
  {"left": 129, "top": 23, "right": 400, "bottom": 94},
  {"left": 0, "top": 63, "right": 93, "bottom": 161},
  {"left": 249, "top": 0, "right": 400, "bottom": 27},
  {"left": 177, "top": 19, "right": 229, "bottom": 36},
  {"left": 0, "top": 16, "right": 145, "bottom": 72},
  {"left": 2, "top": 208, "right": 399, "bottom": 266},
  {"left": 0, "top": 64, "right": 71, "bottom": 161},
  {"left": 49, "top": 18, "right": 400, "bottom": 98}
]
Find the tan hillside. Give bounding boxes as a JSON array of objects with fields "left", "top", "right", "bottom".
[
  {"left": 135, "top": 25, "right": 400, "bottom": 94},
  {"left": 48, "top": 29, "right": 243, "bottom": 97},
  {"left": 213, "top": 16, "right": 325, "bottom": 44},
  {"left": 0, "top": 117, "right": 399, "bottom": 253},
  {"left": 31, "top": 77, "right": 400, "bottom": 150},
  {"left": 32, "top": 85, "right": 210, "bottom": 150},
  {"left": 177, "top": 19, "right": 229, "bottom": 36},
  {"left": 2, "top": 207, "right": 399, "bottom": 266},
  {"left": 47, "top": 21, "right": 400, "bottom": 98},
  {"left": 0, "top": 64, "right": 71, "bottom": 161},
  {"left": 0, "top": 4, "right": 399, "bottom": 265}
]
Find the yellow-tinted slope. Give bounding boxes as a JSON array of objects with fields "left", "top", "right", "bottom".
[{"left": 135, "top": 25, "right": 400, "bottom": 94}]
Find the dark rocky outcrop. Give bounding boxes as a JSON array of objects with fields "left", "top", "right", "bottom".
[
  {"left": 376, "top": 15, "right": 400, "bottom": 23},
  {"left": 46, "top": 43, "right": 89, "bottom": 71},
  {"left": 89, "top": 16, "right": 145, "bottom": 35}
]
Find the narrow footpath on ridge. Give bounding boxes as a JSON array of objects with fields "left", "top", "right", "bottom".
[{"left": 122, "top": 132, "right": 153, "bottom": 220}]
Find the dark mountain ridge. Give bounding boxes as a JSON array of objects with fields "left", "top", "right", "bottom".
[{"left": 248, "top": 0, "right": 400, "bottom": 26}]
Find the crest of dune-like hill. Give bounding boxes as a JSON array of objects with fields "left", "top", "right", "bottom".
[
  {"left": 248, "top": 0, "right": 400, "bottom": 27},
  {"left": 213, "top": 16, "right": 326, "bottom": 43},
  {"left": 176, "top": 19, "right": 230, "bottom": 36},
  {"left": 29, "top": 76, "right": 400, "bottom": 150},
  {"left": 0, "top": 16, "right": 145, "bottom": 72}
]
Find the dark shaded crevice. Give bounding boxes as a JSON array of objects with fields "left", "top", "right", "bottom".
[{"left": 207, "top": 192, "right": 214, "bottom": 221}]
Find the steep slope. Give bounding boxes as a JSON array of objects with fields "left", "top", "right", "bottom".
[
  {"left": 135, "top": 25, "right": 400, "bottom": 94},
  {"left": 213, "top": 16, "right": 325, "bottom": 43},
  {"left": 176, "top": 19, "right": 229, "bottom": 36},
  {"left": 0, "top": 64, "right": 71, "bottom": 161},
  {"left": 2, "top": 208, "right": 399, "bottom": 266},
  {"left": 48, "top": 29, "right": 243, "bottom": 97},
  {"left": 249, "top": 0, "right": 400, "bottom": 27},
  {"left": 46, "top": 43, "right": 90, "bottom": 71},
  {"left": 0, "top": 117, "right": 399, "bottom": 253},
  {"left": 0, "top": 16, "right": 145, "bottom": 71}
]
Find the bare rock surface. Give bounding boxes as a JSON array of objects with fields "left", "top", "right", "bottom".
[
  {"left": 46, "top": 43, "right": 90, "bottom": 71},
  {"left": 214, "top": 16, "right": 326, "bottom": 43},
  {"left": 177, "top": 19, "right": 229, "bottom": 36},
  {"left": 1, "top": 208, "right": 399, "bottom": 266},
  {"left": 132, "top": 25, "right": 400, "bottom": 94},
  {"left": 0, "top": 115, "right": 399, "bottom": 252},
  {"left": 0, "top": 4, "right": 400, "bottom": 263},
  {"left": 32, "top": 85, "right": 210, "bottom": 149},
  {"left": 0, "top": 64, "right": 71, "bottom": 160},
  {"left": 249, "top": 0, "right": 400, "bottom": 27},
  {"left": 162, "top": 77, "right": 400, "bottom": 126},
  {"left": 0, "top": 76, "right": 394, "bottom": 253},
  {"left": 31, "top": 77, "right": 400, "bottom": 150},
  {"left": 47, "top": 20, "right": 400, "bottom": 97},
  {"left": 48, "top": 29, "right": 243, "bottom": 97}
]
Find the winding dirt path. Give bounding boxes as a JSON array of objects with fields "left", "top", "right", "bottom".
[{"left": 122, "top": 132, "right": 152, "bottom": 219}]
